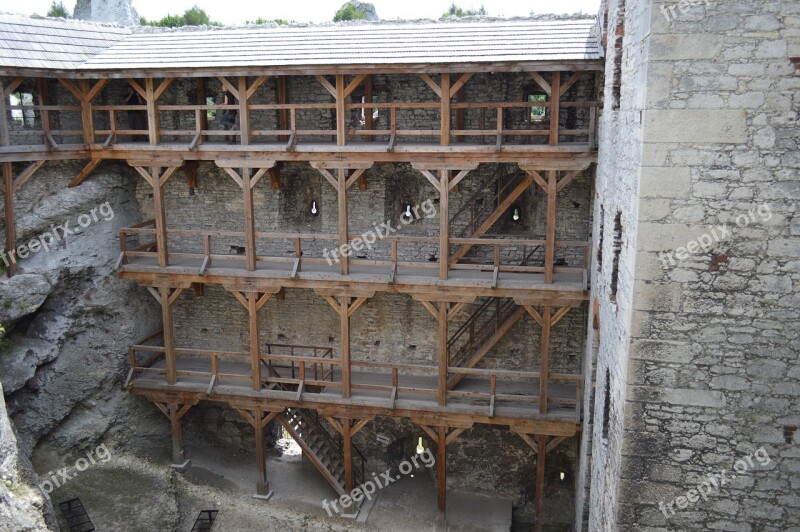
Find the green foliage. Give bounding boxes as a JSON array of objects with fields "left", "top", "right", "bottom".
[
  {"left": 0, "top": 324, "right": 9, "bottom": 352},
  {"left": 47, "top": 1, "right": 70, "bottom": 18},
  {"left": 140, "top": 6, "right": 220, "bottom": 27},
  {"left": 441, "top": 3, "right": 487, "bottom": 18},
  {"left": 247, "top": 18, "right": 289, "bottom": 25},
  {"left": 333, "top": 4, "right": 369, "bottom": 22}
]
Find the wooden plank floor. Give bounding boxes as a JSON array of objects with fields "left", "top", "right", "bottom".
[
  {"left": 132, "top": 357, "right": 580, "bottom": 422},
  {"left": 121, "top": 254, "right": 586, "bottom": 292}
]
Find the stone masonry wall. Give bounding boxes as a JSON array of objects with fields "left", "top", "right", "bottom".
[{"left": 586, "top": 0, "right": 800, "bottom": 531}]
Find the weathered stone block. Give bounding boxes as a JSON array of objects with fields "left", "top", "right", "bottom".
[{"left": 644, "top": 110, "right": 748, "bottom": 144}]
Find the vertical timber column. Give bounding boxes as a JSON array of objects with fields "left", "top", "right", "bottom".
[
  {"left": 0, "top": 80, "right": 9, "bottom": 147},
  {"left": 169, "top": 403, "right": 186, "bottom": 467},
  {"left": 343, "top": 419, "right": 354, "bottom": 493},
  {"left": 438, "top": 302, "right": 448, "bottom": 406},
  {"left": 337, "top": 168, "right": 349, "bottom": 275},
  {"left": 341, "top": 296, "right": 351, "bottom": 399},
  {"left": 544, "top": 171, "right": 557, "bottom": 283},
  {"left": 535, "top": 435, "right": 547, "bottom": 532},
  {"left": 549, "top": 72, "right": 561, "bottom": 146},
  {"left": 364, "top": 75, "right": 373, "bottom": 142},
  {"left": 248, "top": 292, "right": 261, "bottom": 391},
  {"left": 37, "top": 79, "right": 51, "bottom": 144},
  {"left": 242, "top": 166, "right": 257, "bottom": 271},
  {"left": 151, "top": 167, "right": 169, "bottom": 267},
  {"left": 277, "top": 76, "right": 288, "bottom": 142},
  {"left": 254, "top": 408, "right": 271, "bottom": 497},
  {"left": 145, "top": 78, "right": 159, "bottom": 145},
  {"left": 78, "top": 80, "right": 94, "bottom": 144},
  {"left": 440, "top": 73, "right": 450, "bottom": 146},
  {"left": 539, "top": 306, "right": 551, "bottom": 414},
  {"left": 3, "top": 163, "right": 15, "bottom": 276},
  {"left": 336, "top": 75, "right": 346, "bottom": 146},
  {"left": 238, "top": 76, "right": 250, "bottom": 146},
  {"left": 436, "top": 426, "right": 447, "bottom": 527},
  {"left": 439, "top": 170, "right": 449, "bottom": 280},
  {"left": 160, "top": 286, "right": 177, "bottom": 384}
]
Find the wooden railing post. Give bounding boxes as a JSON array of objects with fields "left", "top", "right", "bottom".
[
  {"left": 238, "top": 76, "right": 250, "bottom": 146},
  {"left": 335, "top": 75, "right": 346, "bottom": 146},
  {"left": 145, "top": 78, "right": 159, "bottom": 145},
  {"left": 539, "top": 306, "right": 551, "bottom": 414},
  {"left": 544, "top": 171, "right": 557, "bottom": 283},
  {"left": 439, "top": 170, "right": 449, "bottom": 280},
  {"left": 440, "top": 73, "right": 450, "bottom": 146},
  {"left": 549, "top": 71, "right": 561, "bottom": 146}
]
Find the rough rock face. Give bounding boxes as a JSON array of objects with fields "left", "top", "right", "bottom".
[
  {"left": 338, "top": 0, "right": 379, "bottom": 21},
  {"left": 0, "top": 162, "right": 162, "bottom": 453},
  {"left": 72, "top": 0, "right": 138, "bottom": 25},
  {"left": 0, "top": 383, "right": 50, "bottom": 532},
  {"left": 0, "top": 274, "right": 52, "bottom": 327}
]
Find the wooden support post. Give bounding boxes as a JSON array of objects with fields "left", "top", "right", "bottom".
[
  {"left": 549, "top": 72, "right": 561, "bottom": 146},
  {"left": 341, "top": 296, "right": 351, "bottom": 399},
  {"left": 79, "top": 80, "right": 94, "bottom": 144},
  {"left": 277, "top": 76, "right": 288, "bottom": 142},
  {"left": 254, "top": 408, "right": 270, "bottom": 497},
  {"left": 336, "top": 75, "right": 346, "bottom": 146},
  {"left": 0, "top": 80, "right": 8, "bottom": 147},
  {"left": 440, "top": 73, "right": 450, "bottom": 146},
  {"left": 248, "top": 292, "right": 261, "bottom": 391},
  {"left": 535, "top": 435, "right": 547, "bottom": 532},
  {"left": 337, "top": 168, "right": 348, "bottom": 275},
  {"left": 37, "top": 79, "right": 51, "bottom": 146},
  {"left": 439, "top": 170, "right": 449, "bottom": 280},
  {"left": 196, "top": 77, "right": 207, "bottom": 141},
  {"left": 364, "top": 75, "right": 373, "bottom": 142},
  {"left": 238, "top": 76, "right": 250, "bottom": 146},
  {"left": 152, "top": 168, "right": 169, "bottom": 267},
  {"left": 3, "top": 162, "right": 15, "bottom": 276},
  {"left": 545, "top": 171, "right": 557, "bottom": 284},
  {"left": 161, "top": 286, "right": 177, "bottom": 384},
  {"left": 169, "top": 403, "right": 187, "bottom": 467},
  {"left": 343, "top": 419, "right": 354, "bottom": 493},
  {"left": 436, "top": 426, "right": 447, "bottom": 527},
  {"left": 540, "top": 306, "right": 551, "bottom": 415},
  {"left": 438, "top": 302, "right": 448, "bottom": 406},
  {"left": 242, "top": 166, "right": 256, "bottom": 271},
  {"left": 145, "top": 78, "right": 159, "bottom": 145}
]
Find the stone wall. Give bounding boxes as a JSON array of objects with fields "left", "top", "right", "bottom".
[{"left": 585, "top": 0, "right": 800, "bottom": 530}]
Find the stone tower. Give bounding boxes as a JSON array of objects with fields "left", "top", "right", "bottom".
[{"left": 73, "top": 0, "right": 138, "bottom": 25}]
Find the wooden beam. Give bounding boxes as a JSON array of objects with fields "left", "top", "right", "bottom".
[
  {"left": 546, "top": 436, "right": 567, "bottom": 453},
  {"left": 85, "top": 79, "right": 109, "bottom": 103},
  {"left": 57, "top": 78, "right": 82, "bottom": 101},
  {"left": 238, "top": 76, "right": 250, "bottom": 146},
  {"left": 556, "top": 170, "right": 579, "bottom": 193},
  {"left": 529, "top": 72, "right": 552, "bottom": 96},
  {"left": 337, "top": 168, "right": 348, "bottom": 275},
  {"left": 145, "top": 78, "right": 159, "bottom": 145},
  {"left": 0, "top": 80, "right": 8, "bottom": 148},
  {"left": 437, "top": 426, "right": 447, "bottom": 525},
  {"left": 314, "top": 75, "right": 336, "bottom": 98},
  {"left": 3, "top": 77, "right": 24, "bottom": 99},
  {"left": 351, "top": 418, "right": 370, "bottom": 436},
  {"left": 3, "top": 162, "right": 14, "bottom": 276},
  {"left": 78, "top": 80, "right": 94, "bottom": 144},
  {"left": 419, "top": 74, "right": 442, "bottom": 98},
  {"left": 150, "top": 167, "right": 169, "bottom": 267},
  {"left": 549, "top": 71, "right": 561, "bottom": 146},
  {"left": 12, "top": 161, "right": 44, "bottom": 192},
  {"left": 524, "top": 305, "right": 544, "bottom": 327},
  {"left": 535, "top": 435, "right": 546, "bottom": 532},
  {"left": 343, "top": 418, "right": 354, "bottom": 493},
  {"left": 248, "top": 292, "right": 261, "bottom": 391},
  {"left": 341, "top": 295, "right": 351, "bottom": 399},
  {"left": 160, "top": 286, "right": 177, "bottom": 385},
  {"left": 545, "top": 171, "right": 557, "bottom": 283},
  {"left": 68, "top": 159, "right": 101, "bottom": 188},
  {"left": 242, "top": 166, "right": 256, "bottom": 270},
  {"left": 438, "top": 302, "right": 448, "bottom": 406},
  {"left": 216, "top": 76, "right": 239, "bottom": 100},
  {"left": 254, "top": 407, "right": 271, "bottom": 497},
  {"left": 126, "top": 78, "right": 146, "bottom": 100},
  {"left": 440, "top": 73, "right": 450, "bottom": 146},
  {"left": 449, "top": 72, "right": 474, "bottom": 97},
  {"left": 347, "top": 296, "right": 368, "bottom": 317},
  {"left": 246, "top": 75, "right": 268, "bottom": 100},
  {"left": 169, "top": 402, "right": 186, "bottom": 466},
  {"left": 551, "top": 306, "right": 572, "bottom": 327},
  {"left": 335, "top": 75, "right": 346, "bottom": 146},
  {"left": 439, "top": 170, "right": 449, "bottom": 280},
  {"left": 540, "top": 306, "right": 551, "bottom": 415},
  {"left": 36, "top": 79, "right": 51, "bottom": 146},
  {"left": 364, "top": 75, "right": 373, "bottom": 142},
  {"left": 343, "top": 74, "right": 366, "bottom": 98},
  {"left": 559, "top": 71, "right": 583, "bottom": 97}
]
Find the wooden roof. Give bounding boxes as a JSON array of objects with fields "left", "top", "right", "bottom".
[{"left": 0, "top": 14, "right": 602, "bottom": 75}]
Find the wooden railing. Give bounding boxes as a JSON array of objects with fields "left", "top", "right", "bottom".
[
  {"left": 126, "top": 340, "right": 583, "bottom": 419},
  {"left": 118, "top": 223, "right": 590, "bottom": 284}
]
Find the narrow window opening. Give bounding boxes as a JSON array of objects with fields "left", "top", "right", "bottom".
[
  {"left": 527, "top": 92, "right": 548, "bottom": 123},
  {"left": 10, "top": 92, "right": 34, "bottom": 127},
  {"left": 611, "top": 0, "right": 626, "bottom": 110},
  {"left": 602, "top": 367, "right": 611, "bottom": 440},
  {"left": 597, "top": 204, "right": 605, "bottom": 270},
  {"left": 610, "top": 212, "right": 622, "bottom": 301}
]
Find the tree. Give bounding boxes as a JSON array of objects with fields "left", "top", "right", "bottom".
[
  {"left": 47, "top": 1, "right": 70, "bottom": 18},
  {"left": 441, "top": 3, "right": 487, "bottom": 18},
  {"left": 140, "top": 6, "right": 220, "bottom": 27},
  {"left": 333, "top": 4, "right": 368, "bottom": 22}
]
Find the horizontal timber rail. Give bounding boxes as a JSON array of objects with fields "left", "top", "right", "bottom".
[
  {"left": 127, "top": 342, "right": 584, "bottom": 427},
  {"left": 118, "top": 223, "right": 590, "bottom": 295}
]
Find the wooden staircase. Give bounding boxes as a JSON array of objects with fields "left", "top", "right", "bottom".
[
  {"left": 448, "top": 297, "right": 526, "bottom": 389},
  {"left": 267, "top": 363, "right": 366, "bottom": 500}
]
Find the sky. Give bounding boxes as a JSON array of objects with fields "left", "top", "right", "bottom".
[{"left": 7, "top": 0, "right": 602, "bottom": 25}]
